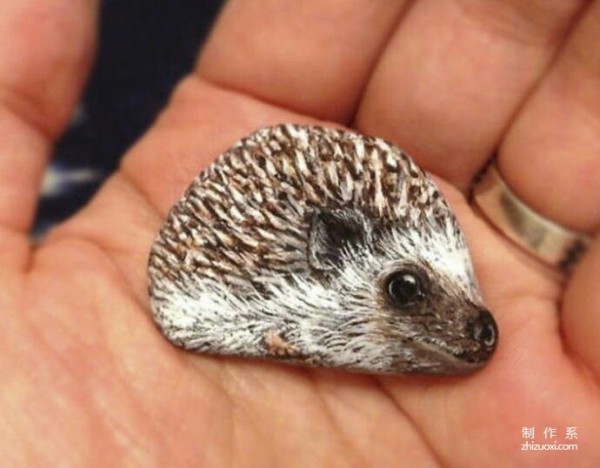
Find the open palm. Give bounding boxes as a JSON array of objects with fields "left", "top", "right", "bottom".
[{"left": 2, "top": 1, "right": 599, "bottom": 466}]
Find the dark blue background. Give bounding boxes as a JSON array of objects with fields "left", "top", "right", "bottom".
[{"left": 36, "top": 0, "right": 224, "bottom": 234}]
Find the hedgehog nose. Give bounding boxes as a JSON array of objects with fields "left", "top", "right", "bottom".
[{"left": 471, "top": 309, "right": 498, "bottom": 352}]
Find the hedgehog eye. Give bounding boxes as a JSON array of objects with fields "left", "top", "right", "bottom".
[{"left": 385, "top": 271, "right": 424, "bottom": 307}]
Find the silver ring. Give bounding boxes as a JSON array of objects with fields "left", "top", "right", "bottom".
[{"left": 471, "top": 162, "right": 593, "bottom": 273}]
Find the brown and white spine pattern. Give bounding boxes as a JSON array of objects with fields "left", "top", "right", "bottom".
[{"left": 148, "top": 124, "right": 497, "bottom": 375}]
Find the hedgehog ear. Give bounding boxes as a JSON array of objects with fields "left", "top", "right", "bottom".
[{"left": 308, "top": 208, "right": 372, "bottom": 271}]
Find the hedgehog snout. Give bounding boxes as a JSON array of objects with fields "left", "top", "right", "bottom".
[{"left": 470, "top": 309, "right": 498, "bottom": 359}]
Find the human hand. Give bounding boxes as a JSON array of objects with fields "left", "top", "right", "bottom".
[{"left": 1, "top": 0, "right": 599, "bottom": 466}]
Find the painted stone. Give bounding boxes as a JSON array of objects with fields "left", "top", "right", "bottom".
[{"left": 148, "top": 124, "right": 498, "bottom": 374}]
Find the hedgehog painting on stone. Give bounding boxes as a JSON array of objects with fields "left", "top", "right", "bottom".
[{"left": 148, "top": 124, "right": 498, "bottom": 375}]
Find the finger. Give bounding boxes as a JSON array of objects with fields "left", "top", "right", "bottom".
[
  {"left": 496, "top": 0, "right": 600, "bottom": 376},
  {"left": 198, "top": 0, "right": 409, "bottom": 123},
  {"left": 0, "top": 0, "right": 97, "bottom": 244},
  {"left": 355, "top": 0, "right": 588, "bottom": 188},
  {"left": 498, "top": 0, "right": 600, "bottom": 233}
]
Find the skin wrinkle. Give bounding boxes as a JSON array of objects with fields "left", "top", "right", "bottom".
[
  {"left": 12, "top": 292, "right": 120, "bottom": 464},
  {"left": 448, "top": 0, "right": 588, "bottom": 46},
  {"left": 375, "top": 378, "right": 446, "bottom": 468},
  {"left": 289, "top": 373, "right": 355, "bottom": 466},
  {"left": 0, "top": 225, "right": 32, "bottom": 273},
  {"left": 162, "top": 355, "right": 236, "bottom": 466},
  {"left": 218, "top": 362, "right": 268, "bottom": 466},
  {"left": 313, "top": 372, "right": 440, "bottom": 467},
  {"left": 568, "top": 0, "right": 600, "bottom": 60},
  {"left": 41, "top": 226, "right": 151, "bottom": 312},
  {"left": 223, "top": 361, "right": 290, "bottom": 464},
  {"left": 561, "top": 330, "right": 600, "bottom": 395},
  {"left": 202, "top": 361, "right": 237, "bottom": 468},
  {"left": 306, "top": 372, "right": 371, "bottom": 468},
  {"left": 89, "top": 303, "right": 171, "bottom": 464},
  {"left": 0, "top": 85, "right": 61, "bottom": 142},
  {"left": 220, "top": 363, "right": 326, "bottom": 467}
]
